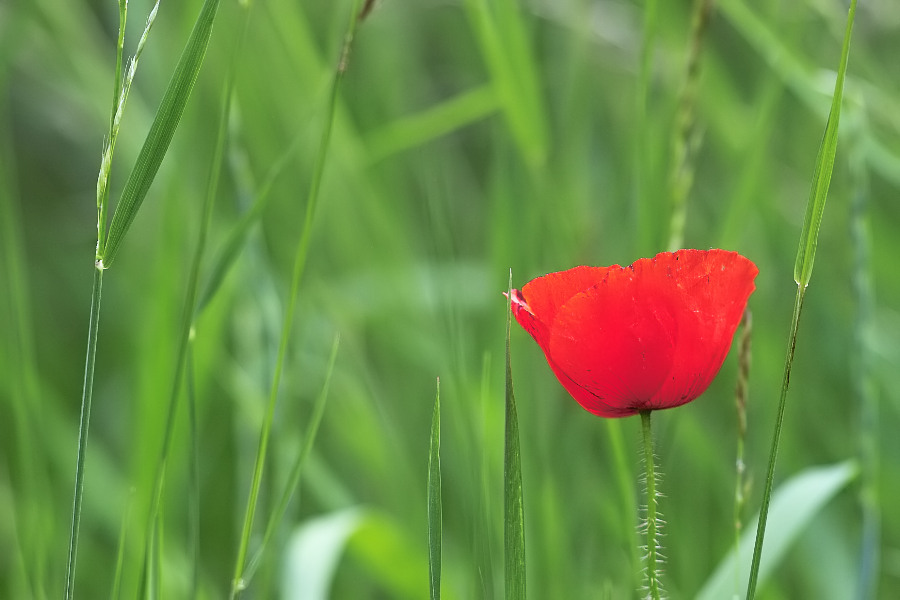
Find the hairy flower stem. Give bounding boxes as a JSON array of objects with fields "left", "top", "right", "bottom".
[{"left": 640, "top": 410, "right": 662, "bottom": 600}]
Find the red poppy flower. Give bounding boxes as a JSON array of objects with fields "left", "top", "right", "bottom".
[{"left": 510, "top": 249, "right": 758, "bottom": 418}]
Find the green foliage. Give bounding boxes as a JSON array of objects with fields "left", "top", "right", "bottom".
[
  {"left": 504, "top": 272, "right": 526, "bottom": 599},
  {"left": 428, "top": 379, "right": 442, "bottom": 600},
  {"left": 2, "top": 0, "right": 899, "bottom": 598}
]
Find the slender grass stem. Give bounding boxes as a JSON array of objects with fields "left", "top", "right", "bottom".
[
  {"left": 64, "top": 263, "right": 103, "bottom": 600},
  {"left": 732, "top": 310, "right": 751, "bottom": 596},
  {"left": 242, "top": 335, "right": 341, "bottom": 584},
  {"left": 137, "top": 2, "right": 241, "bottom": 592},
  {"left": 504, "top": 271, "right": 526, "bottom": 600},
  {"left": 746, "top": 285, "right": 805, "bottom": 599},
  {"left": 747, "top": 1, "right": 856, "bottom": 596},
  {"left": 639, "top": 410, "right": 661, "bottom": 600},
  {"left": 635, "top": 0, "right": 659, "bottom": 255},
  {"left": 428, "top": 378, "right": 442, "bottom": 600},
  {"left": 666, "top": 0, "right": 713, "bottom": 252},
  {"left": 230, "top": 7, "right": 361, "bottom": 597}
]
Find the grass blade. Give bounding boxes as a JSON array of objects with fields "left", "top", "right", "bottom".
[
  {"left": 230, "top": 5, "right": 362, "bottom": 596},
  {"left": 504, "top": 270, "right": 526, "bottom": 599},
  {"left": 134, "top": 0, "right": 235, "bottom": 594},
  {"left": 635, "top": 0, "right": 660, "bottom": 254},
  {"left": 463, "top": 0, "right": 547, "bottom": 166},
  {"left": 666, "top": 0, "right": 714, "bottom": 252},
  {"left": 197, "top": 129, "right": 305, "bottom": 313},
  {"left": 243, "top": 335, "right": 341, "bottom": 584},
  {"left": 747, "top": 2, "right": 858, "bottom": 597},
  {"left": 102, "top": 0, "right": 222, "bottom": 268},
  {"left": 698, "top": 462, "right": 857, "bottom": 600},
  {"left": 428, "top": 378, "right": 442, "bottom": 600},
  {"left": 365, "top": 84, "right": 500, "bottom": 164},
  {"left": 792, "top": 0, "right": 857, "bottom": 288}
]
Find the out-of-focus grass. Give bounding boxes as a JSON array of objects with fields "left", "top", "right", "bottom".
[{"left": 2, "top": 0, "right": 900, "bottom": 598}]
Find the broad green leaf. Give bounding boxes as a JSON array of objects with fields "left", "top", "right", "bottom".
[
  {"left": 697, "top": 461, "right": 857, "bottom": 600},
  {"left": 282, "top": 508, "right": 365, "bottom": 600}
]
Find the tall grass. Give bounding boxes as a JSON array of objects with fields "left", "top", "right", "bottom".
[{"left": 2, "top": 0, "right": 899, "bottom": 597}]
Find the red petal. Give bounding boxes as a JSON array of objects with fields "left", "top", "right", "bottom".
[
  {"left": 512, "top": 265, "right": 611, "bottom": 349},
  {"left": 648, "top": 249, "right": 758, "bottom": 408},
  {"left": 548, "top": 266, "right": 676, "bottom": 416},
  {"left": 511, "top": 249, "right": 758, "bottom": 418}
]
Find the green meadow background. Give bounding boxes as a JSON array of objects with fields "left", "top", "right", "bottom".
[{"left": 2, "top": 0, "right": 899, "bottom": 598}]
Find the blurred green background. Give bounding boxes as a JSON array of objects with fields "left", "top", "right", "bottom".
[{"left": 2, "top": 0, "right": 899, "bottom": 598}]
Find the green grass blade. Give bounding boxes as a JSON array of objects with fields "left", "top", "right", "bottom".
[
  {"left": 197, "top": 129, "right": 305, "bottom": 312},
  {"left": 187, "top": 345, "right": 201, "bottom": 598},
  {"left": 747, "top": 3, "right": 858, "bottom": 598},
  {"left": 504, "top": 271, "right": 526, "bottom": 599},
  {"left": 365, "top": 84, "right": 500, "bottom": 163},
  {"left": 697, "top": 462, "right": 857, "bottom": 600},
  {"left": 243, "top": 335, "right": 341, "bottom": 584},
  {"left": 101, "top": 0, "right": 222, "bottom": 268},
  {"left": 635, "top": 0, "right": 659, "bottom": 254},
  {"left": 428, "top": 378, "right": 442, "bottom": 600},
  {"left": 792, "top": 0, "right": 857, "bottom": 287},
  {"left": 109, "top": 488, "right": 134, "bottom": 600},
  {"left": 463, "top": 0, "right": 547, "bottom": 167},
  {"left": 135, "top": 1, "right": 238, "bottom": 594},
  {"left": 666, "top": 0, "right": 714, "bottom": 252},
  {"left": 230, "top": 6, "right": 361, "bottom": 597}
]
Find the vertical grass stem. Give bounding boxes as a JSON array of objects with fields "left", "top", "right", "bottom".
[
  {"left": 229, "top": 6, "right": 361, "bottom": 596},
  {"left": 64, "top": 263, "right": 103, "bottom": 600}
]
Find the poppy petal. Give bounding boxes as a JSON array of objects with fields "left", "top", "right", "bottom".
[
  {"left": 510, "top": 249, "right": 758, "bottom": 418},
  {"left": 548, "top": 266, "right": 677, "bottom": 416}
]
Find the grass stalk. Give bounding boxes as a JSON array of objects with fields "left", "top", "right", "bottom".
[
  {"left": 504, "top": 271, "right": 526, "bottom": 600},
  {"left": 639, "top": 410, "right": 662, "bottom": 600},
  {"left": 109, "top": 488, "right": 134, "bottom": 600},
  {"left": 135, "top": 0, "right": 237, "bottom": 593},
  {"left": 635, "top": 0, "right": 659, "bottom": 255},
  {"left": 428, "top": 378, "right": 443, "bottom": 600},
  {"left": 229, "top": 6, "right": 362, "bottom": 597},
  {"left": 732, "top": 310, "right": 752, "bottom": 596},
  {"left": 242, "top": 335, "right": 341, "bottom": 584},
  {"left": 187, "top": 345, "right": 201, "bottom": 598},
  {"left": 64, "top": 1, "right": 133, "bottom": 591},
  {"left": 64, "top": 264, "right": 103, "bottom": 600},
  {"left": 746, "top": 1, "right": 856, "bottom": 596},
  {"left": 666, "top": 0, "right": 714, "bottom": 252}
]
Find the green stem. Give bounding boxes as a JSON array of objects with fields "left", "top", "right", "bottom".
[
  {"left": 65, "top": 262, "right": 104, "bottom": 600},
  {"left": 640, "top": 410, "right": 661, "bottom": 600},
  {"left": 746, "top": 285, "right": 805, "bottom": 598},
  {"left": 230, "top": 7, "right": 361, "bottom": 597}
]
